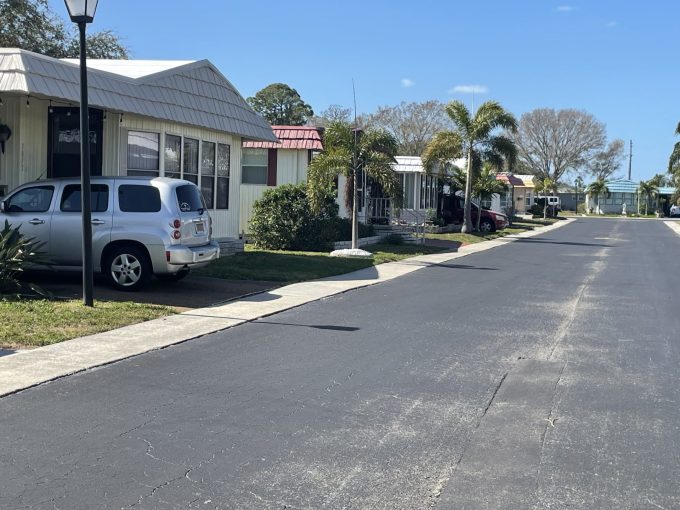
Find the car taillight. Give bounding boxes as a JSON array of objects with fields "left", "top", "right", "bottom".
[
  {"left": 172, "top": 219, "right": 181, "bottom": 229},
  {"left": 172, "top": 230, "right": 181, "bottom": 240}
]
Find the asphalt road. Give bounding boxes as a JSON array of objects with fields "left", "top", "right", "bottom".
[{"left": 1, "top": 218, "right": 679, "bottom": 509}]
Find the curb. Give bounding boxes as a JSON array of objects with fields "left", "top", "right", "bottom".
[{"left": 0, "top": 219, "right": 574, "bottom": 398}]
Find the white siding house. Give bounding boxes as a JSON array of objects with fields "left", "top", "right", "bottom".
[
  {"left": 240, "top": 126, "right": 323, "bottom": 233},
  {"left": 0, "top": 48, "right": 275, "bottom": 240}
]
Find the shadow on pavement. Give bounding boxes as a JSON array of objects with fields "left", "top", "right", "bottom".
[
  {"left": 513, "top": 238, "right": 613, "bottom": 248},
  {"left": 21, "top": 271, "right": 279, "bottom": 311}
]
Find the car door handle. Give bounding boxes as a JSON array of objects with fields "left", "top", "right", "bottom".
[
  {"left": 91, "top": 219, "right": 106, "bottom": 225},
  {"left": 28, "top": 219, "right": 45, "bottom": 225}
]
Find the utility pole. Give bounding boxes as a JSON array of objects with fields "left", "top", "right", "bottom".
[{"left": 628, "top": 140, "right": 633, "bottom": 180}]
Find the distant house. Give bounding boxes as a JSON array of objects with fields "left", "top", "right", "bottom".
[
  {"left": 585, "top": 178, "right": 676, "bottom": 215},
  {"left": 483, "top": 172, "right": 523, "bottom": 215},
  {"left": 0, "top": 48, "right": 275, "bottom": 241},
  {"left": 240, "top": 126, "right": 323, "bottom": 233},
  {"left": 511, "top": 175, "right": 537, "bottom": 215}
]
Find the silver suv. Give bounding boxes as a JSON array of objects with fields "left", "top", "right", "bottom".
[{"left": 0, "top": 177, "right": 220, "bottom": 291}]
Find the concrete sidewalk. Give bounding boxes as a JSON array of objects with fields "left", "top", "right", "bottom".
[{"left": 0, "top": 220, "right": 573, "bottom": 397}]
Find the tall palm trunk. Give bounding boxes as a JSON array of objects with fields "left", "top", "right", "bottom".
[{"left": 462, "top": 148, "right": 473, "bottom": 233}]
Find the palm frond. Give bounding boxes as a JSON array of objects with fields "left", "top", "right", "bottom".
[
  {"left": 421, "top": 131, "right": 464, "bottom": 175},
  {"left": 669, "top": 142, "right": 680, "bottom": 173},
  {"left": 359, "top": 128, "right": 399, "bottom": 158},
  {"left": 444, "top": 101, "right": 472, "bottom": 137},
  {"left": 471, "top": 101, "right": 518, "bottom": 140},
  {"left": 307, "top": 147, "right": 352, "bottom": 213},
  {"left": 362, "top": 152, "right": 403, "bottom": 208}
]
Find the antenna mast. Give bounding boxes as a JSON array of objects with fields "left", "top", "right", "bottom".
[{"left": 628, "top": 140, "right": 633, "bottom": 180}]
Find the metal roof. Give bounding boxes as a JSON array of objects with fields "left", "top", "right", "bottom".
[
  {"left": 0, "top": 48, "right": 276, "bottom": 142},
  {"left": 604, "top": 178, "right": 675, "bottom": 195},
  {"left": 496, "top": 173, "right": 524, "bottom": 186},
  {"left": 242, "top": 126, "right": 323, "bottom": 150},
  {"left": 393, "top": 156, "right": 424, "bottom": 173}
]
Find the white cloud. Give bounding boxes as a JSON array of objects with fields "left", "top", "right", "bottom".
[
  {"left": 401, "top": 78, "right": 415, "bottom": 88},
  {"left": 606, "top": 20, "right": 618, "bottom": 27},
  {"left": 556, "top": 5, "right": 574, "bottom": 12},
  {"left": 449, "top": 85, "right": 489, "bottom": 95}
]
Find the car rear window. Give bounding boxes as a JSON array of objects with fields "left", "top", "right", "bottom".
[
  {"left": 60, "top": 184, "right": 109, "bottom": 212},
  {"left": 118, "top": 185, "right": 161, "bottom": 212},
  {"left": 175, "top": 184, "right": 205, "bottom": 213}
]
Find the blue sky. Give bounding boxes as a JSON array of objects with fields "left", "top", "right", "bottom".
[{"left": 51, "top": 0, "right": 679, "bottom": 181}]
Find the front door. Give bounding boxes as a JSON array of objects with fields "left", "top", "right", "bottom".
[{"left": 47, "top": 107, "right": 103, "bottom": 178}]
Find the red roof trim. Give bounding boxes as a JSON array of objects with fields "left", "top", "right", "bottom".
[{"left": 243, "top": 126, "right": 324, "bottom": 150}]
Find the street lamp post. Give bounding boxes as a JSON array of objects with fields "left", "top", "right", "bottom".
[{"left": 64, "top": 0, "right": 98, "bottom": 307}]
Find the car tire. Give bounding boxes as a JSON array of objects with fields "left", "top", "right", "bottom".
[
  {"left": 156, "top": 269, "right": 190, "bottom": 282},
  {"left": 480, "top": 219, "right": 495, "bottom": 233},
  {"left": 104, "top": 245, "right": 152, "bottom": 291}
]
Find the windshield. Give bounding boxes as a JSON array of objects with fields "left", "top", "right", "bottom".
[{"left": 175, "top": 184, "right": 206, "bottom": 214}]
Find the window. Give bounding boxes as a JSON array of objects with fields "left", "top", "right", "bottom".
[
  {"left": 481, "top": 198, "right": 492, "bottom": 209},
  {"left": 183, "top": 138, "right": 199, "bottom": 184},
  {"left": 400, "top": 173, "right": 415, "bottom": 209},
  {"left": 200, "top": 141, "right": 216, "bottom": 209},
  {"left": 60, "top": 184, "right": 109, "bottom": 212},
  {"left": 118, "top": 185, "right": 161, "bottom": 212},
  {"left": 127, "top": 131, "right": 159, "bottom": 176},
  {"left": 499, "top": 192, "right": 510, "bottom": 210},
  {"left": 419, "top": 175, "right": 436, "bottom": 209},
  {"left": 6, "top": 186, "right": 54, "bottom": 213},
  {"left": 242, "top": 148, "right": 268, "bottom": 184},
  {"left": 164, "top": 134, "right": 181, "bottom": 179},
  {"left": 216, "top": 143, "right": 230, "bottom": 209}
]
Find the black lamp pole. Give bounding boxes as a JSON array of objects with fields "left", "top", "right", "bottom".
[
  {"left": 78, "top": 21, "right": 93, "bottom": 307},
  {"left": 65, "top": 0, "right": 98, "bottom": 307}
]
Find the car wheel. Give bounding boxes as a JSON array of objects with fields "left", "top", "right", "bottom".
[
  {"left": 105, "top": 245, "right": 151, "bottom": 291},
  {"left": 156, "top": 269, "right": 190, "bottom": 282},
  {"left": 480, "top": 219, "right": 495, "bottom": 233}
]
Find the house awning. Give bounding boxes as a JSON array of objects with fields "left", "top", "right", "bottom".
[{"left": 242, "top": 126, "right": 323, "bottom": 150}]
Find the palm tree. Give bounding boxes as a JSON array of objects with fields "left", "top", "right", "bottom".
[
  {"left": 586, "top": 178, "right": 609, "bottom": 214},
  {"left": 669, "top": 122, "right": 680, "bottom": 174},
  {"left": 472, "top": 163, "right": 509, "bottom": 231},
  {"left": 574, "top": 176, "right": 584, "bottom": 213},
  {"left": 533, "top": 176, "right": 556, "bottom": 219},
  {"left": 638, "top": 180, "right": 658, "bottom": 216},
  {"left": 422, "top": 100, "right": 517, "bottom": 233},
  {"left": 307, "top": 121, "right": 401, "bottom": 249}
]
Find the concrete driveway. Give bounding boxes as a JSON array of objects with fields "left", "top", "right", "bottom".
[{"left": 22, "top": 271, "right": 278, "bottom": 311}]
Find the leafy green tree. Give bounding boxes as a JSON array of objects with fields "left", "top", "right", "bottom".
[
  {"left": 247, "top": 83, "right": 314, "bottom": 126},
  {"left": 534, "top": 176, "right": 556, "bottom": 219},
  {"left": 637, "top": 180, "right": 658, "bottom": 215},
  {"left": 422, "top": 100, "right": 517, "bottom": 233},
  {"left": 0, "top": 0, "right": 129, "bottom": 58},
  {"left": 307, "top": 121, "right": 400, "bottom": 249},
  {"left": 473, "top": 163, "right": 508, "bottom": 230},
  {"left": 586, "top": 178, "right": 609, "bottom": 214}
]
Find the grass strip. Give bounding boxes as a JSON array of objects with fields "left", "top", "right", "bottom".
[
  {"left": 195, "top": 242, "right": 446, "bottom": 282},
  {"left": 0, "top": 299, "right": 175, "bottom": 349}
]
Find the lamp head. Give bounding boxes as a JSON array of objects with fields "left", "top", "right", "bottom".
[{"left": 64, "top": 0, "right": 98, "bottom": 23}]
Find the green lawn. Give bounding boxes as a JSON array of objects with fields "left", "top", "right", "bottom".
[
  {"left": 425, "top": 220, "right": 556, "bottom": 245},
  {"left": 0, "top": 299, "right": 176, "bottom": 349},
  {"left": 195, "top": 243, "right": 446, "bottom": 283}
]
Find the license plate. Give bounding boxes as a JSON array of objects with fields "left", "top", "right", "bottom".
[{"left": 195, "top": 222, "right": 205, "bottom": 234}]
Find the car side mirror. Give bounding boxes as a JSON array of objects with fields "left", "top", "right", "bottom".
[{"left": 0, "top": 201, "right": 5, "bottom": 213}]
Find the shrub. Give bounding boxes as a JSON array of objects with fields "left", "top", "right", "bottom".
[
  {"left": 0, "top": 220, "right": 50, "bottom": 297},
  {"left": 249, "top": 183, "right": 339, "bottom": 251},
  {"left": 383, "top": 233, "right": 404, "bottom": 245}
]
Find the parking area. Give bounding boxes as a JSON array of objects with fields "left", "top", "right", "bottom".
[{"left": 23, "top": 271, "right": 278, "bottom": 311}]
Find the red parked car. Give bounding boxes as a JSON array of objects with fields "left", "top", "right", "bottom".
[{"left": 440, "top": 195, "right": 508, "bottom": 232}]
